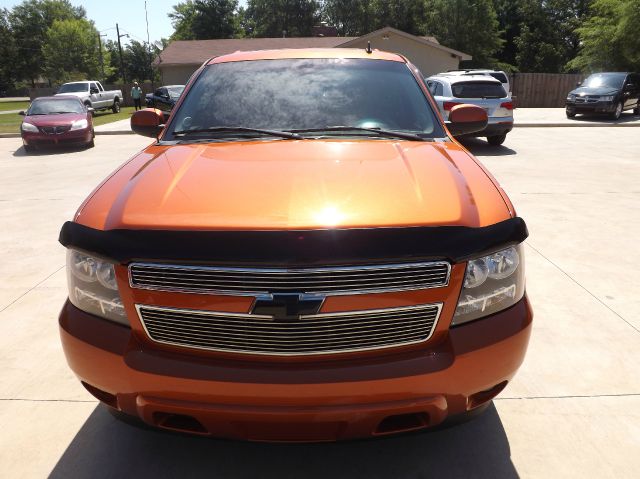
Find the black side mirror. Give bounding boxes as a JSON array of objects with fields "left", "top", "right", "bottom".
[
  {"left": 625, "top": 83, "right": 635, "bottom": 90},
  {"left": 18, "top": 110, "right": 25, "bottom": 116},
  {"left": 90, "top": 88, "right": 99, "bottom": 94}
]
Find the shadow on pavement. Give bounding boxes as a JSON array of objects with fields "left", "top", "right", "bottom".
[
  {"left": 459, "top": 137, "right": 517, "bottom": 157},
  {"left": 12, "top": 144, "right": 92, "bottom": 157},
  {"left": 49, "top": 403, "right": 518, "bottom": 479},
  {"left": 569, "top": 111, "right": 640, "bottom": 123}
]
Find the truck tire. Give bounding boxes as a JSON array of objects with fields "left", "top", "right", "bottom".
[
  {"left": 487, "top": 134, "right": 507, "bottom": 146},
  {"left": 634, "top": 101, "right": 639, "bottom": 116},
  {"left": 112, "top": 99, "right": 120, "bottom": 113},
  {"left": 611, "top": 101, "right": 623, "bottom": 120},
  {"left": 84, "top": 101, "right": 95, "bottom": 116}
]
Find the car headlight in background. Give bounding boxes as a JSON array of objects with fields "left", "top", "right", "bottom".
[
  {"left": 66, "top": 249, "right": 128, "bottom": 325},
  {"left": 21, "top": 122, "right": 38, "bottom": 132},
  {"left": 452, "top": 244, "right": 525, "bottom": 326},
  {"left": 70, "top": 119, "right": 89, "bottom": 131},
  {"left": 566, "top": 94, "right": 576, "bottom": 101}
]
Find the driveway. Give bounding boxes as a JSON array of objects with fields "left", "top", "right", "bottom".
[{"left": 0, "top": 130, "right": 638, "bottom": 478}]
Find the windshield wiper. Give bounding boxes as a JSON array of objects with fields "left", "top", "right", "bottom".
[
  {"left": 289, "top": 126, "right": 427, "bottom": 141},
  {"left": 173, "top": 126, "right": 302, "bottom": 140}
]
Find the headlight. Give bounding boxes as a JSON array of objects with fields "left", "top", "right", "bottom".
[
  {"left": 599, "top": 95, "right": 614, "bottom": 101},
  {"left": 66, "top": 249, "right": 128, "bottom": 325},
  {"left": 452, "top": 244, "right": 525, "bottom": 326},
  {"left": 566, "top": 94, "right": 575, "bottom": 101},
  {"left": 70, "top": 119, "right": 88, "bottom": 131},
  {"left": 21, "top": 122, "right": 38, "bottom": 132}
]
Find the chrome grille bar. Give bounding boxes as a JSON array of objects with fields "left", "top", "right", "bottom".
[
  {"left": 129, "top": 261, "right": 450, "bottom": 295},
  {"left": 137, "top": 303, "right": 442, "bottom": 356}
]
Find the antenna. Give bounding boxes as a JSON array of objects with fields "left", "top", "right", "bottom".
[{"left": 366, "top": 41, "right": 372, "bottom": 54}]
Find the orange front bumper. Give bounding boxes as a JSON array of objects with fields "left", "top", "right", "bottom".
[{"left": 59, "top": 296, "right": 532, "bottom": 441}]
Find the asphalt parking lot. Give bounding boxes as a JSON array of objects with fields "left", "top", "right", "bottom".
[{"left": 1, "top": 128, "right": 639, "bottom": 478}]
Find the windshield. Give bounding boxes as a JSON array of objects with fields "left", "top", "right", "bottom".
[
  {"left": 28, "top": 98, "right": 85, "bottom": 115},
  {"left": 57, "top": 83, "right": 88, "bottom": 93},
  {"left": 167, "top": 86, "right": 184, "bottom": 98},
  {"left": 452, "top": 81, "right": 506, "bottom": 99},
  {"left": 168, "top": 58, "right": 442, "bottom": 140},
  {"left": 583, "top": 73, "right": 626, "bottom": 89}
]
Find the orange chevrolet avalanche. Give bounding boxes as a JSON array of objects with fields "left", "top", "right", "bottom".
[{"left": 58, "top": 48, "right": 532, "bottom": 441}]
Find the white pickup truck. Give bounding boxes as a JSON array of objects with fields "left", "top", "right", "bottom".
[{"left": 55, "top": 81, "right": 122, "bottom": 114}]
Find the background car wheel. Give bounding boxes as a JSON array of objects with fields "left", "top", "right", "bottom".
[
  {"left": 85, "top": 102, "right": 94, "bottom": 116},
  {"left": 634, "top": 102, "right": 640, "bottom": 115},
  {"left": 612, "top": 101, "right": 623, "bottom": 120},
  {"left": 112, "top": 100, "right": 120, "bottom": 114},
  {"left": 487, "top": 134, "right": 507, "bottom": 146},
  {"left": 566, "top": 108, "right": 576, "bottom": 118}
]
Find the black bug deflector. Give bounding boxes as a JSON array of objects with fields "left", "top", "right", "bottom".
[{"left": 59, "top": 217, "right": 528, "bottom": 265}]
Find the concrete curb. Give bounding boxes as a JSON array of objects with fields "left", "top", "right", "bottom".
[
  {"left": 0, "top": 130, "right": 135, "bottom": 138},
  {"left": 515, "top": 122, "right": 640, "bottom": 127}
]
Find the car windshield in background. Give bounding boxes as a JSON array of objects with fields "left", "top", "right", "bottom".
[
  {"left": 28, "top": 99, "right": 84, "bottom": 115},
  {"left": 168, "top": 86, "right": 184, "bottom": 98},
  {"left": 57, "top": 83, "right": 87, "bottom": 93},
  {"left": 169, "top": 58, "right": 442, "bottom": 139},
  {"left": 582, "top": 73, "right": 626, "bottom": 89},
  {"left": 451, "top": 81, "right": 506, "bottom": 99}
]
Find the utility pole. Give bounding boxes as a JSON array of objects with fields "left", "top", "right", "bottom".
[
  {"left": 97, "top": 33, "right": 107, "bottom": 82},
  {"left": 145, "top": 1, "right": 155, "bottom": 94},
  {"left": 116, "top": 23, "right": 128, "bottom": 84}
]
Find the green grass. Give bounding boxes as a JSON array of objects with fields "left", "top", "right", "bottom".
[
  {"left": 0, "top": 106, "right": 135, "bottom": 133},
  {"left": 91, "top": 106, "right": 135, "bottom": 126},
  {"left": 0, "top": 101, "right": 29, "bottom": 112}
]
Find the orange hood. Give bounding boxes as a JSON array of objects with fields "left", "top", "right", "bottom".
[{"left": 76, "top": 139, "right": 511, "bottom": 231}]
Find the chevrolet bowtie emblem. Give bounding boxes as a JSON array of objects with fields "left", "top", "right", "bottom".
[{"left": 251, "top": 293, "right": 325, "bottom": 321}]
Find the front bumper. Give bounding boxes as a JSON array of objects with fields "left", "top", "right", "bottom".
[
  {"left": 60, "top": 296, "right": 532, "bottom": 441},
  {"left": 565, "top": 100, "right": 617, "bottom": 114},
  {"left": 22, "top": 128, "right": 92, "bottom": 147}
]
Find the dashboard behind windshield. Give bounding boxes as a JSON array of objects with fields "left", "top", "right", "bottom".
[
  {"left": 583, "top": 74, "right": 626, "bottom": 89},
  {"left": 167, "top": 58, "right": 443, "bottom": 139}
]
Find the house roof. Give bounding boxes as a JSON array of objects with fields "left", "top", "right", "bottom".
[
  {"left": 156, "top": 37, "right": 355, "bottom": 66},
  {"left": 156, "top": 27, "right": 470, "bottom": 67}
]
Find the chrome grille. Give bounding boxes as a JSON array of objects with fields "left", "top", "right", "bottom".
[
  {"left": 137, "top": 303, "right": 442, "bottom": 355},
  {"left": 129, "top": 261, "right": 450, "bottom": 296}
]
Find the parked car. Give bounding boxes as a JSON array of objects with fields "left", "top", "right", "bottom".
[
  {"left": 145, "top": 85, "right": 185, "bottom": 112},
  {"left": 441, "top": 69, "right": 511, "bottom": 96},
  {"left": 565, "top": 72, "right": 640, "bottom": 120},
  {"left": 55, "top": 81, "right": 122, "bottom": 114},
  {"left": 426, "top": 74, "right": 514, "bottom": 145},
  {"left": 58, "top": 48, "right": 532, "bottom": 442},
  {"left": 19, "top": 96, "right": 94, "bottom": 151}
]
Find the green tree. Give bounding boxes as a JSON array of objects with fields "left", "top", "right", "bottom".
[
  {"left": 245, "top": 0, "right": 320, "bottom": 37},
  {"left": 0, "top": 9, "right": 17, "bottom": 92},
  {"left": 9, "top": 0, "right": 86, "bottom": 86},
  {"left": 568, "top": 0, "right": 640, "bottom": 72},
  {"left": 42, "top": 18, "right": 102, "bottom": 83},
  {"left": 123, "top": 40, "right": 161, "bottom": 83},
  {"left": 322, "top": 0, "right": 376, "bottom": 36},
  {"left": 170, "top": 0, "right": 240, "bottom": 40},
  {"left": 512, "top": 0, "right": 589, "bottom": 73},
  {"left": 424, "top": 0, "right": 503, "bottom": 67}
]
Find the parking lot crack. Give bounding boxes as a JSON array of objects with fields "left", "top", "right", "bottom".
[
  {"left": 526, "top": 242, "right": 639, "bottom": 334},
  {"left": 0, "top": 265, "right": 65, "bottom": 314}
]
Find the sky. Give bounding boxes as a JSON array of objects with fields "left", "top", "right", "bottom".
[{"left": 0, "top": 0, "right": 250, "bottom": 45}]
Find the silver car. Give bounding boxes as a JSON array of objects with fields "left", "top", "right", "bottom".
[{"left": 426, "top": 74, "right": 513, "bottom": 145}]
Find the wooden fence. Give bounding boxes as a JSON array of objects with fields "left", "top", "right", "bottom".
[{"left": 509, "top": 73, "right": 586, "bottom": 108}]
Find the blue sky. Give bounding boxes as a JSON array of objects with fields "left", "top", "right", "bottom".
[{"left": 0, "top": 0, "right": 248, "bottom": 44}]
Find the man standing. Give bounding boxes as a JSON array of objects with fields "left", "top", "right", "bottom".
[{"left": 131, "top": 82, "right": 143, "bottom": 111}]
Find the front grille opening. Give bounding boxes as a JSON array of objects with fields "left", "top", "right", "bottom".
[
  {"left": 374, "top": 412, "right": 429, "bottom": 435},
  {"left": 152, "top": 412, "right": 208, "bottom": 435},
  {"left": 81, "top": 381, "right": 118, "bottom": 409}
]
